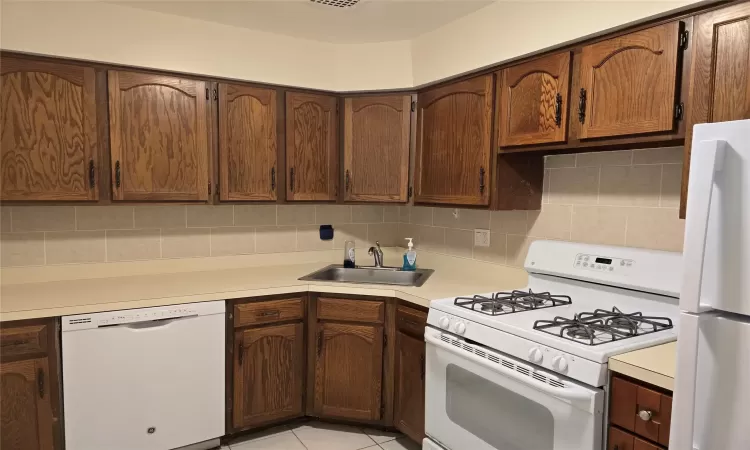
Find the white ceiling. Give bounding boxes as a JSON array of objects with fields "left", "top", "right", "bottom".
[{"left": 113, "top": 0, "right": 494, "bottom": 43}]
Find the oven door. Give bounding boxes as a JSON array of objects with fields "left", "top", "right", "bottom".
[{"left": 424, "top": 327, "right": 604, "bottom": 450}]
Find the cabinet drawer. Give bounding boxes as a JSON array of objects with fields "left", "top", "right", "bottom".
[
  {"left": 0, "top": 324, "right": 48, "bottom": 358},
  {"left": 608, "top": 426, "right": 663, "bottom": 450},
  {"left": 396, "top": 306, "right": 427, "bottom": 337},
  {"left": 234, "top": 298, "right": 304, "bottom": 327},
  {"left": 610, "top": 376, "right": 672, "bottom": 445},
  {"left": 317, "top": 298, "right": 384, "bottom": 323}
]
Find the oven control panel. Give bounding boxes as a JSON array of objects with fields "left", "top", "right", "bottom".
[{"left": 574, "top": 253, "right": 634, "bottom": 273}]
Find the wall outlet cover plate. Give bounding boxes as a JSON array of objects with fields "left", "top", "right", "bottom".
[{"left": 474, "top": 229, "right": 490, "bottom": 247}]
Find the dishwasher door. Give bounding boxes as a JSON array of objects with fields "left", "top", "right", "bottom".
[{"left": 62, "top": 301, "right": 225, "bottom": 450}]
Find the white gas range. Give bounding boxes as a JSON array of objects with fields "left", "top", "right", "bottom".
[{"left": 423, "top": 240, "right": 681, "bottom": 450}]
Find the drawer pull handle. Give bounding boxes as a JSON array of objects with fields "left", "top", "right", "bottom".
[
  {"left": 256, "top": 310, "right": 280, "bottom": 318},
  {"left": 638, "top": 410, "right": 653, "bottom": 421}
]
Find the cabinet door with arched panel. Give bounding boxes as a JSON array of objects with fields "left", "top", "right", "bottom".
[
  {"left": 343, "top": 95, "right": 411, "bottom": 202},
  {"left": 108, "top": 70, "right": 209, "bottom": 201},
  {"left": 218, "top": 83, "right": 278, "bottom": 201},
  {"left": 415, "top": 75, "right": 493, "bottom": 206},
  {"left": 578, "top": 22, "right": 683, "bottom": 139},
  {"left": 1, "top": 56, "right": 98, "bottom": 201},
  {"left": 498, "top": 52, "right": 572, "bottom": 148}
]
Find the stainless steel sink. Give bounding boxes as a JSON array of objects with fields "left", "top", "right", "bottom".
[{"left": 299, "top": 265, "right": 434, "bottom": 287}]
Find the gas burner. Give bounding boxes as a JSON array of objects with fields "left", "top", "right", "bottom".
[
  {"left": 455, "top": 290, "right": 572, "bottom": 316},
  {"left": 533, "top": 307, "right": 673, "bottom": 346}
]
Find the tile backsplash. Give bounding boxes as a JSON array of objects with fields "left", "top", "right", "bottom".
[
  {"left": 398, "top": 147, "right": 686, "bottom": 268},
  {"left": 0, "top": 147, "right": 685, "bottom": 269},
  {"left": 0, "top": 205, "right": 400, "bottom": 267}
]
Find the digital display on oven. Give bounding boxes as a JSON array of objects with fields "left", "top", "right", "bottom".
[{"left": 595, "top": 257, "right": 613, "bottom": 265}]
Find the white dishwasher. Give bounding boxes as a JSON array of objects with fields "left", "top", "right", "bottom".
[{"left": 62, "top": 301, "right": 225, "bottom": 450}]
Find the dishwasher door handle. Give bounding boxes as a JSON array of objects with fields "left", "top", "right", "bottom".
[{"left": 115, "top": 315, "right": 198, "bottom": 329}]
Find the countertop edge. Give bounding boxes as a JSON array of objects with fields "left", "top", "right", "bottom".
[
  {"left": 608, "top": 358, "right": 674, "bottom": 391},
  {"left": 0, "top": 282, "right": 432, "bottom": 322}
]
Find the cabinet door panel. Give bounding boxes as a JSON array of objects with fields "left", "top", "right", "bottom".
[
  {"left": 1, "top": 57, "right": 98, "bottom": 201},
  {"left": 607, "top": 426, "right": 634, "bottom": 450},
  {"left": 499, "top": 52, "right": 571, "bottom": 146},
  {"left": 415, "top": 75, "right": 493, "bottom": 206},
  {"left": 285, "top": 92, "right": 338, "bottom": 201},
  {"left": 344, "top": 95, "right": 410, "bottom": 202},
  {"left": 314, "top": 322, "right": 383, "bottom": 421},
  {"left": 681, "top": 2, "right": 750, "bottom": 217},
  {"left": 579, "top": 22, "right": 680, "bottom": 139},
  {"left": 108, "top": 71, "right": 208, "bottom": 201},
  {"left": 0, "top": 358, "right": 54, "bottom": 450},
  {"left": 233, "top": 323, "right": 304, "bottom": 429},
  {"left": 394, "top": 331, "right": 425, "bottom": 443},
  {"left": 219, "top": 83, "right": 277, "bottom": 201}
]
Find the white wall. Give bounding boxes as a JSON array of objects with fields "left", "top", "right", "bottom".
[
  {"left": 411, "top": 1, "right": 702, "bottom": 86},
  {"left": 1, "top": 1, "right": 707, "bottom": 90},
  {"left": 0, "top": 1, "right": 413, "bottom": 91}
]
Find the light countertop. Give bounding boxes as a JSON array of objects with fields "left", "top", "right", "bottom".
[
  {"left": 0, "top": 249, "right": 528, "bottom": 322},
  {"left": 609, "top": 341, "right": 677, "bottom": 390}
]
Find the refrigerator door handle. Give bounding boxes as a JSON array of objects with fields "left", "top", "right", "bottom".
[
  {"left": 670, "top": 312, "right": 702, "bottom": 450},
  {"left": 681, "top": 140, "right": 727, "bottom": 313}
]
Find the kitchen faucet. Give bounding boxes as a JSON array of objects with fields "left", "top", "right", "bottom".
[{"left": 368, "top": 241, "right": 384, "bottom": 268}]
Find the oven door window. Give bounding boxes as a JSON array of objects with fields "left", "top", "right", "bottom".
[{"left": 446, "top": 363, "right": 554, "bottom": 450}]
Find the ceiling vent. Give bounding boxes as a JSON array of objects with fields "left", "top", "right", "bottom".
[{"left": 310, "top": 0, "right": 362, "bottom": 8}]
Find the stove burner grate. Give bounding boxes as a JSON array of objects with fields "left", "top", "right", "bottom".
[
  {"left": 454, "top": 290, "right": 571, "bottom": 316},
  {"left": 533, "top": 307, "right": 673, "bottom": 346}
]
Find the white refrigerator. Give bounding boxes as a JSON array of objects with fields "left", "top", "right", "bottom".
[{"left": 671, "top": 119, "right": 750, "bottom": 450}]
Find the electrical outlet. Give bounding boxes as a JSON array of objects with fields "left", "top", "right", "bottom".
[{"left": 474, "top": 229, "right": 490, "bottom": 247}]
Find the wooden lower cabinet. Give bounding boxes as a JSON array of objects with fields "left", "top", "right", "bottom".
[
  {"left": 313, "top": 321, "right": 384, "bottom": 421},
  {"left": 0, "top": 319, "right": 61, "bottom": 450},
  {"left": 232, "top": 323, "right": 305, "bottom": 429},
  {"left": 394, "top": 331, "right": 425, "bottom": 443},
  {"left": 608, "top": 426, "right": 661, "bottom": 450}
]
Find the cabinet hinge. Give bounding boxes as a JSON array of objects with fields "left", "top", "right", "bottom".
[
  {"left": 205, "top": 88, "right": 209, "bottom": 100},
  {"left": 411, "top": 100, "right": 416, "bottom": 112},
  {"left": 408, "top": 186, "right": 413, "bottom": 200},
  {"left": 675, "top": 102, "right": 684, "bottom": 121},
  {"left": 679, "top": 30, "right": 689, "bottom": 51},
  {"left": 383, "top": 333, "right": 388, "bottom": 347},
  {"left": 213, "top": 88, "right": 218, "bottom": 100},
  {"left": 380, "top": 404, "right": 385, "bottom": 418},
  {"left": 208, "top": 182, "right": 212, "bottom": 195}
]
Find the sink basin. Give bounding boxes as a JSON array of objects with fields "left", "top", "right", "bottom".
[{"left": 299, "top": 265, "right": 434, "bottom": 287}]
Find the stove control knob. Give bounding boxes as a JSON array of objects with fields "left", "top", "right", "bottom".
[
  {"left": 438, "top": 316, "right": 451, "bottom": 329},
  {"left": 454, "top": 322, "right": 466, "bottom": 335},
  {"left": 553, "top": 355, "right": 569, "bottom": 372},
  {"left": 528, "top": 347, "right": 543, "bottom": 364}
]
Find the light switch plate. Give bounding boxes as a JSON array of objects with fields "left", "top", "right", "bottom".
[{"left": 474, "top": 229, "right": 490, "bottom": 247}]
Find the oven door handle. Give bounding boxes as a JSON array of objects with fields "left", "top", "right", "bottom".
[{"left": 425, "top": 333, "right": 594, "bottom": 402}]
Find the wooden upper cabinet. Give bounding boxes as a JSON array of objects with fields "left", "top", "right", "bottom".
[
  {"left": 415, "top": 75, "right": 493, "bottom": 206},
  {"left": 0, "top": 358, "right": 55, "bottom": 450},
  {"left": 218, "top": 83, "right": 278, "bottom": 201},
  {"left": 578, "top": 22, "right": 682, "bottom": 139},
  {"left": 343, "top": 95, "right": 411, "bottom": 202},
  {"left": 108, "top": 70, "right": 209, "bottom": 201},
  {"left": 233, "top": 323, "right": 304, "bottom": 430},
  {"left": 498, "top": 52, "right": 571, "bottom": 147},
  {"left": 681, "top": 2, "right": 750, "bottom": 217},
  {"left": 285, "top": 92, "right": 338, "bottom": 201},
  {"left": 1, "top": 57, "right": 98, "bottom": 201},
  {"left": 313, "top": 322, "right": 383, "bottom": 421}
]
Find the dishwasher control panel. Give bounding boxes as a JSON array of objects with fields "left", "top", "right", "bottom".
[{"left": 62, "top": 301, "right": 225, "bottom": 331}]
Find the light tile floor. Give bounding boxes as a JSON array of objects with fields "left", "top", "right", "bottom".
[{"left": 223, "top": 421, "right": 421, "bottom": 450}]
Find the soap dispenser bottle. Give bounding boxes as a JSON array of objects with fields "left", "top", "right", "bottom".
[{"left": 402, "top": 238, "right": 417, "bottom": 271}]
